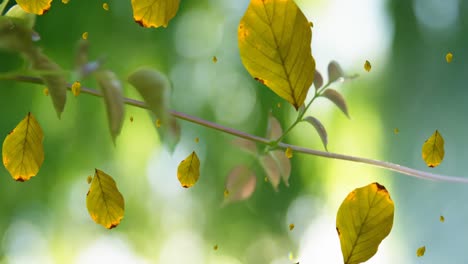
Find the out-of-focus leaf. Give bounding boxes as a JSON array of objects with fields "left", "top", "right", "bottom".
[
  {"left": 16, "top": 0, "right": 51, "bottom": 15},
  {"left": 5, "top": 4, "right": 36, "bottom": 29},
  {"left": 303, "top": 116, "right": 328, "bottom": 151},
  {"left": 446, "top": 52, "right": 453, "bottom": 63},
  {"left": 71, "top": 81, "right": 81, "bottom": 96},
  {"left": 2, "top": 112, "right": 44, "bottom": 182},
  {"left": 270, "top": 150, "right": 291, "bottom": 186},
  {"left": 96, "top": 70, "right": 124, "bottom": 144},
  {"left": 102, "top": 2, "right": 109, "bottom": 11},
  {"left": 416, "top": 246, "right": 426, "bottom": 257},
  {"left": 327, "top": 61, "right": 344, "bottom": 83},
  {"left": 336, "top": 182, "right": 394, "bottom": 264},
  {"left": 422, "top": 130, "right": 444, "bottom": 168},
  {"left": 364, "top": 60, "right": 372, "bottom": 72},
  {"left": 285, "top": 147, "right": 293, "bottom": 159},
  {"left": 177, "top": 151, "right": 200, "bottom": 188},
  {"left": 0, "top": 0, "right": 9, "bottom": 14},
  {"left": 322, "top": 89, "right": 349, "bottom": 118},
  {"left": 82, "top": 32, "right": 88, "bottom": 40},
  {"left": 86, "top": 169, "right": 125, "bottom": 229},
  {"left": 232, "top": 138, "right": 257, "bottom": 155},
  {"left": 289, "top": 223, "right": 295, "bottom": 231},
  {"left": 224, "top": 165, "right": 256, "bottom": 204},
  {"left": 238, "top": 0, "right": 315, "bottom": 110},
  {"left": 0, "top": 16, "right": 35, "bottom": 54},
  {"left": 131, "top": 0, "right": 180, "bottom": 28},
  {"left": 31, "top": 50, "right": 67, "bottom": 118},
  {"left": 267, "top": 113, "right": 282, "bottom": 140},
  {"left": 259, "top": 154, "right": 281, "bottom": 190},
  {"left": 314, "top": 70, "right": 323, "bottom": 90},
  {"left": 440, "top": 215, "right": 445, "bottom": 222}
]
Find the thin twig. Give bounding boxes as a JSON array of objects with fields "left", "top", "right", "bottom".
[{"left": 4, "top": 75, "right": 468, "bottom": 183}]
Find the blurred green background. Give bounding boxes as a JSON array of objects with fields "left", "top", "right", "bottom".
[{"left": 1, "top": 0, "right": 467, "bottom": 263}]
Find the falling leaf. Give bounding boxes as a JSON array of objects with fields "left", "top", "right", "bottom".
[
  {"left": 224, "top": 165, "right": 257, "bottom": 204},
  {"left": 314, "top": 70, "right": 323, "bottom": 90},
  {"left": 322, "top": 89, "right": 349, "bottom": 118},
  {"left": 43, "top": 88, "right": 49, "bottom": 96},
  {"left": 86, "top": 169, "right": 125, "bottom": 229},
  {"left": 446, "top": 52, "right": 453, "bottom": 63},
  {"left": 303, "top": 116, "right": 328, "bottom": 151},
  {"left": 96, "top": 71, "right": 125, "bottom": 143},
  {"left": 130, "top": 116, "right": 134, "bottom": 122},
  {"left": 238, "top": 0, "right": 315, "bottom": 110},
  {"left": 267, "top": 113, "right": 283, "bottom": 140},
  {"left": 102, "top": 2, "right": 109, "bottom": 11},
  {"left": 212, "top": 56, "right": 217, "bottom": 63},
  {"left": 87, "top": 175, "right": 92, "bottom": 184},
  {"left": 177, "top": 151, "right": 200, "bottom": 188},
  {"left": 364, "top": 60, "right": 372, "bottom": 72},
  {"left": 2, "top": 113, "right": 44, "bottom": 181},
  {"left": 31, "top": 51, "right": 67, "bottom": 118},
  {"left": 416, "top": 246, "right": 426, "bottom": 257},
  {"left": 16, "top": 0, "right": 51, "bottom": 15},
  {"left": 285, "top": 147, "right": 293, "bottom": 159},
  {"left": 327, "top": 61, "right": 344, "bottom": 83},
  {"left": 213, "top": 245, "right": 218, "bottom": 251},
  {"left": 336, "top": 182, "right": 394, "bottom": 264},
  {"left": 289, "top": 223, "right": 295, "bottom": 231},
  {"left": 440, "top": 215, "right": 445, "bottom": 222},
  {"left": 422, "top": 130, "right": 444, "bottom": 168},
  {"left": 394, "top": 128, "right": 399, "bottom": 135},
  {"left": 131, "top": 0, "right": 180, "bottom": 28},
  {"left": 195, "top": 137, "right": 199, "bottom": 143},
  {"left": 71, "top": 81, "right": 81, "bottom": 97}
]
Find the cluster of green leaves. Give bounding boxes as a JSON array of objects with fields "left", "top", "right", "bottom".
[{"left": 0, "top": 0, "right": 451, "bottom": 262}]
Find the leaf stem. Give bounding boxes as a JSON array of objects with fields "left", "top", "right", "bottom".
[{"left": 4, "top": 74, "right": 468, "bottom": 183}]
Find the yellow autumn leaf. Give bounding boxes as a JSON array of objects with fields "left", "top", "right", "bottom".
[
  {"left": 71, "top": 81, "right": 81, "bottom": 96},
  {"left": 2, "top": 113, "right": 44, "bottom": 181},
  {"left": 131, "top": 0, "right": 180, "bottom": 28},
  {"left": 336, "top": 182, "right": 394, "bottom": 264},
  {"left": 238, "top": 0, "right": 315, "bottom": 110},
  {"left": 212, "top": 56, "right": 217, "bottom": 63},
  {"left": 102, "top": 2, "right": 109, "bottom": 11},
  {"left": 422, "top": 130, "right": 444, "bottom": 168},
  {"left": 440, "top": 215, "right": 445, "bottom": 222},
  {"left": 82, "top": 32, "right": 88, "bottom": 40},
  {"left": 289, "top": 223, "right": 295, "bottom": 231},
  {"left": 364, "top": 60, "right": 372, "bottom": 72},
  {"left": 285, "top": 147, "right": 293, "bottom": 159},
  {"left": 86, "top": 169, "right": 125, "bottom": 229},
  {"left": 446, "top": 52, "right": 453, "bottom": 63},
  {"left": 417, "top": 246, "right": 426, "bottom": 257},
  {"left": 177, "top": 151, "right": 200, "bottom": 188},
  {"left": 16, "top": 0, "right": 51, "bottom": 15}
]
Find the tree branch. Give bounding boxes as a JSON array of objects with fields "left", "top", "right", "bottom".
[{"left": 5, "top": 74, "right": 468, "bottom": 183}]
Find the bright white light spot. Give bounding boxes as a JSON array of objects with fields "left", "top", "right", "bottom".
[
  {"left": 414, "top": 0, "right": 459, "bottom": 31},
  {"left": 158, "top": 231, "right": 205, "bottom": 264}
]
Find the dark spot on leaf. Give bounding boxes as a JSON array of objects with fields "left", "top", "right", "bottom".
[
  {"left": 43, "top": 8, "right": 50, "bottom": 15},
  {"left": 135, "top": 20, "right": 145, "bottom": 27},
  {"left": 374, "top": 182, "right": 386, "bottom": 191},
  {"left": 108, "top": 223, "right": 118, "bottom": 229},
  {"left": 336, "top": 227, "right": 340, "bottom": 235},
  {"left": 182, "top": 185, "right": 189, "bottom": 188},
  {"left": 429, "top": 165, "right": 435, "bottom": 168},
  {"left": 86, "top": 190, "right": 90, "bottom": 196},
  {"left": 16, "top": 178, "right": 25, "bottom": 182},
  {"left": 254, "top": 77, "right": 265, "bottom": 84}
]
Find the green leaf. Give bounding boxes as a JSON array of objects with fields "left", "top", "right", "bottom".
[
  {"left": 314, "top": 70, "right": 323, "bottom": 90},
  {"left": 327, "top": 60, "right": 344, "bottom": 83},
  {"left": 96, "top": 71, "right": 125, "bottom": 144},
  {"left": 131, "top": 0, "right": 180, "bottom": 28},
  {"left": 322, "top": 89, "right": 349, "bottom": 118},
  {"left": 421, "top": 130, "right": 444, "bottom": 168},
  {"left": 224, "top": 165, "right": 256, "bottom": 204},
  {"left": 86, "top": 169, "right": 125, "bottom": 229},
  {"left": 31, "top": 50, "right": 67, "bottom": 118},
  {"left": 0, "top": 16, "right": 35, "bottom": 54},
  {"left": 336, "top": 182, "right": 394, "bottom": 264},
  {"left": 5, "top": 5, "right": 36, "bottom": 29},
  {"left": 303, "top": 116, "right": 328, "bottom": 151},
  {"left": 238, "top": 0, "right": 315, "bottom": 110},
  {"left": 2, "top": 112, "right": 44, "bottom": 182},
  {"left": 0, "top": 0, "right": 10, "bottom": 14},
  {"left": 177, "top": 151, "right": 200, "bottom": 188}
]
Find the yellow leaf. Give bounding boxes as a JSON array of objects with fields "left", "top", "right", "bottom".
[
  {"left": 131, "top": 0, "right": 180, "bottom": 28},
  {"left": 285, "top": 147, "right": 293, "bottom": 159},
  {"left": 2, "top": 113, "right": 44, "bottom": 181},
  {"left": 289, "top": 223, "right": 295, "bottom": 231},
  {"left": 336, "top": 182, "right": 394, "bottom": 264},
  {"left": 422, "top": 130, "right": 444, "bottom": 168},
  {"left": 212, "top": 56, "right": 217, "bottom": 63},
  {"left": 440, "top": 215, "right": 445, "bottom": 222},
  {"left": 195, "top": 137, "right": 199, "bottom": 143},
  {"left": 417, "top": 246, "right": 426, "bottom": 257},
  {"left": 86, "top": 169, "right": 125, "bottom": 229},
  {"left": 43, "top": 87, "right": 49, "bottom": 96},
  {"left": 16, "top": 0, "right": 51, "bottom": 15},
  {"left": 71, "top": 81, "right": 81, "bottom": 97},
  {"left": 238, "top": 0, "right": 315, "bottom": 110},
  {"left": 102, "top": 2, "right": 109, "bottom": 11},
  {"left": 213, "top": 244, "right": 218, "bottom": 251},
  {"left": 82, "top": 32, "right": 88, "bottom": 40},
  {"left": 364, "top": 60, "right": 372, "bottom": 72},
  {"left": 177, "top": 151, "right": 200, "bottom": 188},
  {"left": 394, "top": 128, "right": 399, "bottom": 135},
  {"left": 62, "top": 0, "right": 69, "bottom": 4},
  {"left": 446, "top": 52, "right": 453, "bottom": 63}
]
